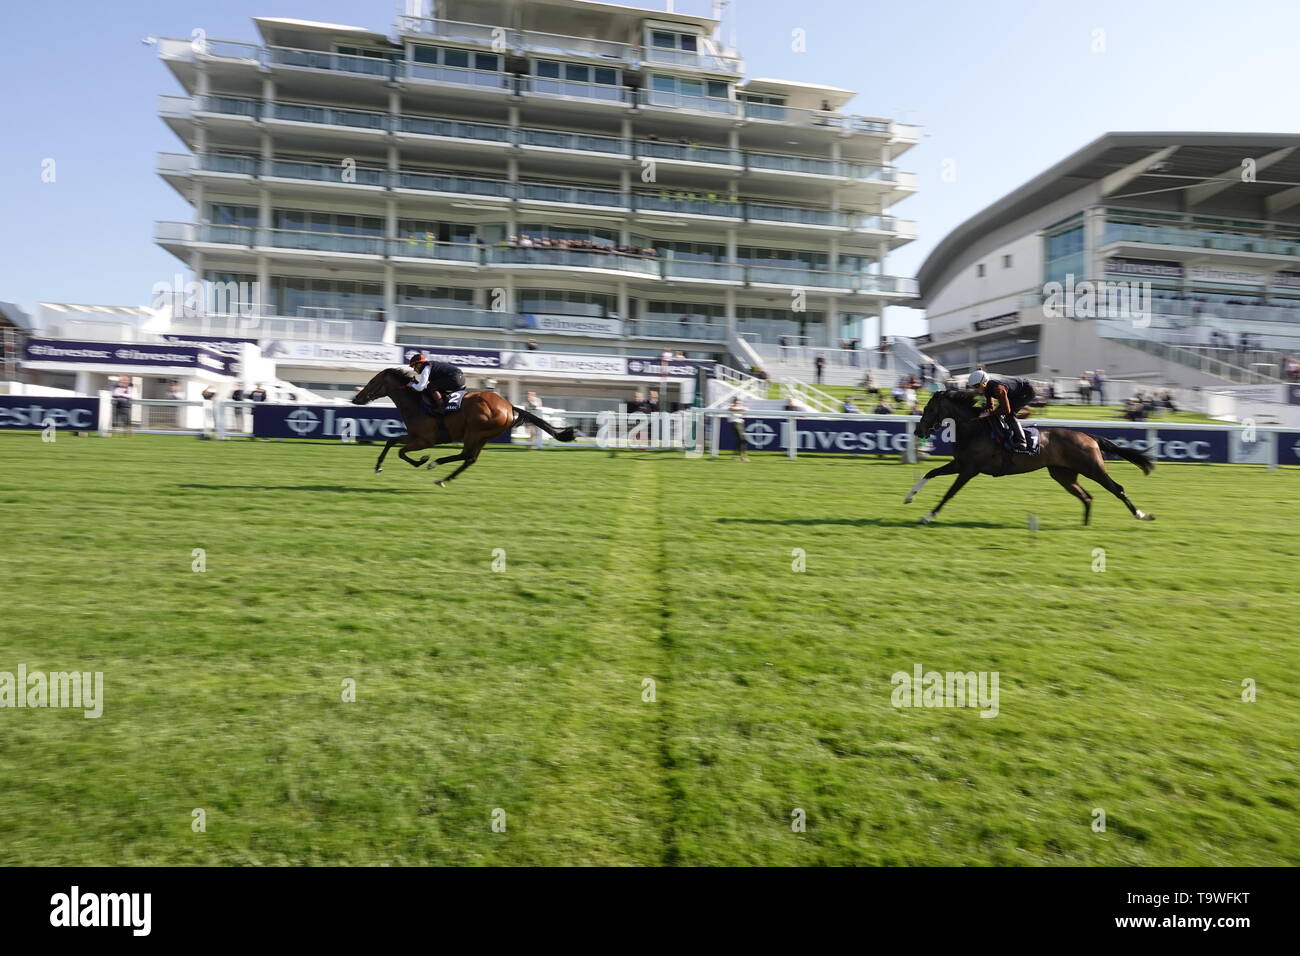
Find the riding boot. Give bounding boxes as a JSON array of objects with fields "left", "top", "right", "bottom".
[{"left": 1009, "top": 416, "right": 1030, "bottom": 452}]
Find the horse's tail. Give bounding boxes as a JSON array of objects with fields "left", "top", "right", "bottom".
[
  {"left": 514, "top": 406, "right": 576, "bottom": 442},
  {"left": 1092, "top": 435, "right": 1156, "bottom": 475}
]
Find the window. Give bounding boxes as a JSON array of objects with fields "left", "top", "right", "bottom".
[
  {"left": 412, "top": 45, "right": 498, "bottom": 72},
  {"left": 1003, "top": 255, "right": 1013, "bottom": 268},
  {"left": 536, "top": 59, "right": 619, "bottom": 86},
  {"left": 650, "top": 30, "right": 701, "bottom": 53},
  {"left": 976, "top": 264, "right": 986, "bottom": 277}
]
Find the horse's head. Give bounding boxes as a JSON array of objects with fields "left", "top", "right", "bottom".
[
  {"left": 351, "top": 366, "right": 415, "bottom": 405},
  {"left": 914, "top": 389, "right": 978, "bottom": 438}
]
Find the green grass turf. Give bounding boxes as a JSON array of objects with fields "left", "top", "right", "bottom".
[{"left": 0, "top": 432, "right": 1295, "bottom": 865}]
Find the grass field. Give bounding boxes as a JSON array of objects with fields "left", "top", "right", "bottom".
[{"left": 0, "top": 432, "right": 1296, "bottom": 866}]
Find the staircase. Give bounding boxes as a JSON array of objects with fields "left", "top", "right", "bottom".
[{"left": 1096, "top": 320, "right": 1284, "bottom": 385}]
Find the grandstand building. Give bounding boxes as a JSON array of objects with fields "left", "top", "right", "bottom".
[
  {"left": 151, "top": 0, "right": 920, "bottom": 409},
  {"left": 917, "top": 132, "right": 1300, "bottom": 387}
]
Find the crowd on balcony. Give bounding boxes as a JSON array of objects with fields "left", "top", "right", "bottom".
[{"left": 504, "top": 235, "right": 660, "bottom": 258}]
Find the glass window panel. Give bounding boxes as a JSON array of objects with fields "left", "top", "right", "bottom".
[{"left": 443, "top": 48, "right": 469, "bottom": 68}]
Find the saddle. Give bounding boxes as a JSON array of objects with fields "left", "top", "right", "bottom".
[
  {"left": 987, "top": 419, "right": 1041, "bottom": 455},
  {"left": 421, "top": 388, "right": 467, "bottom": 416}
]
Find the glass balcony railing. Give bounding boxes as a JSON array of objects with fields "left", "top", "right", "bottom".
[
  {"left": 268, "top": 46, "right": 395, "bottom": 77},
  {"left": 492, "top": 247, "right": 661, "bottom": 274},
  {"left": 639, "top": 90, "right": 739, "bottom": 116},
  {"left": 629, "top": 319, "right": 727, "bottom": 341},
  {"left": 170, "top": 94, "right": 912, "bottom": 187},
  {"left": 271, "top": 102, "right": 386, "bottom": 130},
  {"left": 391, "top": 238, "right": 481, "bottom": 262},
  {"left": 406, "top": 62, "right": 512, "bottom": 90},
  {"left": 519, "top": 76, "right": 626, "bottom": 103},
  {"left": 263, "top": 228, "right": 387, "bottom": 255},
  {"left": 636, "top": 141, "right": 740, "bottom": 166},
  {"left": 663, "top": 260, "right": 745, "bottom": 282},
  {"left": 154, "top": 222, "right": 920, "bottom": 297},
  {"left": 519, "top": 182, "right": 624, "bottom": 208},
  {"left": 397, "top": 305, "right": 508, "bottom": 329},
  {"left": 267, "top": 158, "right": 387, "bottom": 186},
  {"left": 198, "top": 94, "right": 261, "bottom": 117},
  {"left": 199, "top": 153, "right": 259, "bottom": 175},
  {"left": 400, "top": 115, "right": 512, "bottom": 143},
  {"left": 634, "top": 193, "right": 743, "bottom": 218},
  {"left": 394, "top": 171, "right": 512, "bottom": 197},
  {"left": 748, "top": 203, "right": 846, "bottom": 227},
  {"left": 643, "top": 46, "right": 741, "bottom": 75},
  {"left": 1103, "top": 222, "right": 1300, "bottom": 257},
  {"left": 520, "top": 128, "right": 627, "bottom": 155}
]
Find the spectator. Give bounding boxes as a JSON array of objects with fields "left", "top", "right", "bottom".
[
  {"left": 1091, "top": 369, "right": 1106, "bottom": 404},
  {"left": 524, "top": 390, "right": 544, "bottom": 445},
  {"left": 110, "top": 376, "right": 133, "bottom": 435},
  {"left": 728, "top": 396, "right": 749, "bottom": 461},
  {"left": 842, "top": 397, "right": 860, "bottom": 413},
  {"left": 778, "top": 332, "right": 791, "bottom": 360},
  {"left": 526, "top": 338, "right": 539, "bottom": 351},
  {"left": 814, "top": 353, "right": 826, "bottom": 384},
  {"left": 1078, "top": 372, "right": 1092, "bottom": 404},
  {"left": 250, "top": 383, "right": 268, "bottom": 403},
  {"left": 873, "top": 395, "right": 893, "bottom": 414}
]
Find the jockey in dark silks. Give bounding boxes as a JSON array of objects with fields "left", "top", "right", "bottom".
[
  {"left": 407, "top": 352, "right": 466, "bottom": 420},
  {"left": 968, "top": 369, "right": 1036, "bottom": 453}
]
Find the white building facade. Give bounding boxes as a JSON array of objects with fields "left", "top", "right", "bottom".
[{"left": 151, "top": 0, "right": 919, "bottom": 410}]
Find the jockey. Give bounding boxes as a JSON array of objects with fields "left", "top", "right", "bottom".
[
  {"left": 968, "top": 369, "right": 1036, "bottom": 452},
  {"left": 407, "top": 352, "right": 466, "bottom": 418}
]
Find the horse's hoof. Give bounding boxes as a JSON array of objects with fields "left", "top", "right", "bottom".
[
  {"left": 435, "top": 480, "right": 448, "bottom": 488},
  {"left": 374, "top": 468, "right": 382, "bottom": 474},
  {"left": 1138, "top": 511, "right": 1155, "bottom": 521},
  {"left": 903, "top": 495, "right": 913, "bottom": 505},
  {"left": 919, "top": 513, "right": 934, "bottom": 525}
]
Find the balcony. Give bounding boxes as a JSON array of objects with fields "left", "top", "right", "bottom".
[
  {"left": 492, "top": 246, "right": 662, "bottom": 276},
  {"left": 153, "top": 222, "right": 920, "bottom": 298},
  {"left": 267, "top": 46, "right": 394, "bottom": 78},
  {"left": 398, "top": 305, "right": 508, "bottom": 330},
  {"left": 1102, "top": 222, "right": 1300, "bottom": 258},
  {"left": 395, "top": 16, "right": 638, "bottom": 69},
  {"left": 166, "top": 94, "right": 917, "bottom": 192}
]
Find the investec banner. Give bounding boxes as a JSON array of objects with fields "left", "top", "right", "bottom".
[
  {"left": 516, "top": 313, "right": 622, "bottom": 337},
  {"left": 252, "top": 404, "right": 510, "bottom": 443},
  {"left": 24, "top": 339, "right": 232, "bottom": 375},
  {"left": 263, "top": 340, "right": 402, "bottom": 365},
  {"left": 501, "top": 351, "right": 626, "bottom": 376},
  {"left": 0, "top": 396, "right": 100, "bottom": 431},
  {"left": 718, "top": 417, "right": 916, "bottom": 455},
  {"left": 716, "top": 416, "right": 1249, "bottom": 463}
]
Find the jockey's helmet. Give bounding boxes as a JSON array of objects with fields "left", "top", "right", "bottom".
[
  {"left": 967, "top": 369, "right": 988, "bottom": 388},
  {"left": 408, "top": 352, "right": 427, "bottom": 368}
]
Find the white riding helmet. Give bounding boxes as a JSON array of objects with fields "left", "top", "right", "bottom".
[{"left": 966, "top": 369, "right": 988, "bottom": 388}]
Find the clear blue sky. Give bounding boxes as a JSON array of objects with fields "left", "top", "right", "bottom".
[{"left": 3, "top": 0, "right": 1298, "bottom": 337}]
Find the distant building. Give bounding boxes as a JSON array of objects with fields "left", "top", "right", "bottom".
[{"left": 918, "top": 132, "right": 1300, "bottom": 386}]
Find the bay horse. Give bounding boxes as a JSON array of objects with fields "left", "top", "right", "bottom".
[
  {"left": 351, "top": 366, "right": 575, "bottom": 486},
  {"left": 908, "top": 390, "right": 1156, "bottom": 525}
]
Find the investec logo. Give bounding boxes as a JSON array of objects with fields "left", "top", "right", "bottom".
[
  {"left": 283, "top": 407, "right": 404, "bottom": 439},
  {"left": 0, "top": 403, "right": 95, "bottom": 429},
  {"left": 796, "top": 424, "right": 909, "bottom": 453}
]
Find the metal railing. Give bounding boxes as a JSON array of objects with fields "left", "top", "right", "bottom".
[{"left": 165, "top": 91, "right": 914, "bottom": 177}]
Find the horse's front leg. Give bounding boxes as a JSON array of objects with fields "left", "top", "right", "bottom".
[
  {"left": 399, "top": 442, "right": 431, "bottom": 468},
  {"left": 375, "top": 435, "right": 407, "bottom": 473},
  {"left": 904, "top": 459, "right": 960, "bottom": 504},
  {"left": 920, "top": 469, "right": 978, "bottom": 524}
]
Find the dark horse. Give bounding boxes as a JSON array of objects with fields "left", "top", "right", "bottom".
[
  {"left": 351, "top": 367, "right": 575, "bottom": 486},
  {"left": 908, "top": 390, "right": 1156, "bottom": 525}
]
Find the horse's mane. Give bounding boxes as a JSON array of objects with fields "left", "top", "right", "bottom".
[
  {"left": 387, "top": 365, "right": 417, "bottom": 381},
  {"left": 942, "top": 390, "right": 979, "bottom": 406}
]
